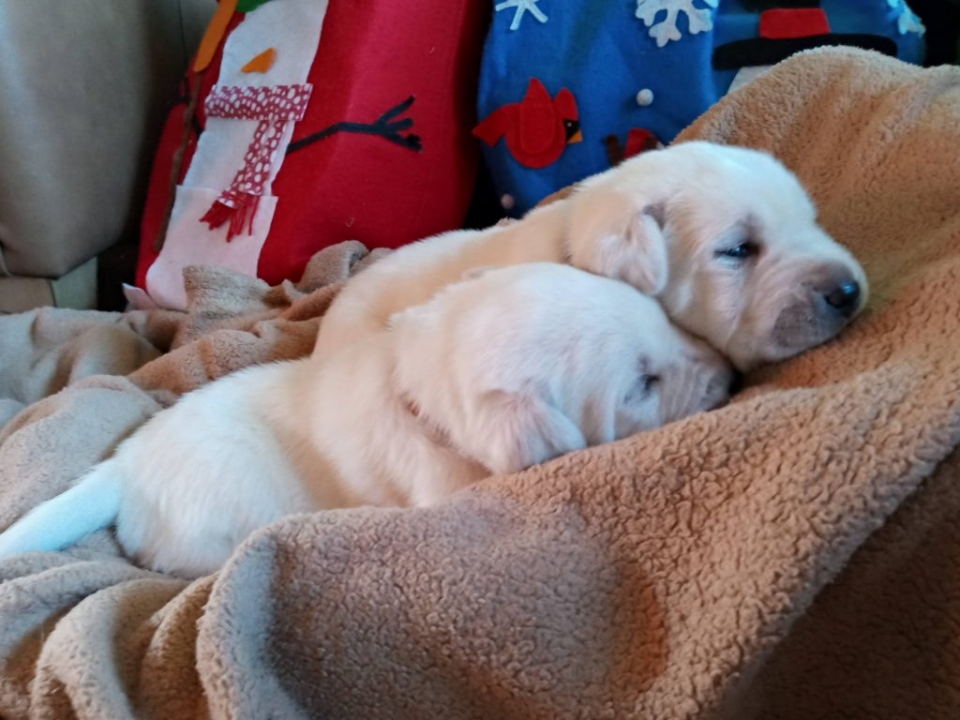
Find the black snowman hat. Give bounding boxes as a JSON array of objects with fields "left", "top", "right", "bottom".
[{"left": 713, "top": 0, "right": 898, "bottom": 70}]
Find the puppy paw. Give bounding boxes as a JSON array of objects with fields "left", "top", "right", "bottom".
[{"left": 473, "top": 391, "right": 587, "bottom": 475}]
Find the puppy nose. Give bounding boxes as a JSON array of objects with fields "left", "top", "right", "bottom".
[
  {"left": 824, "top": 279, "right": 861, "bottom": 318},
  {"left": 728, "top": 369, "right": 745, "bottom": 396}
]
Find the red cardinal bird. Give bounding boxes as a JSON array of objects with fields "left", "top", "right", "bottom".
[{"left": 473, "top": 78, "right": 582, "bottom": 169}]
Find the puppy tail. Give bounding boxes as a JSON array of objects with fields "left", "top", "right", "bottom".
[{"left": 0, "top": 461, "right": 122, "bottom": 558}]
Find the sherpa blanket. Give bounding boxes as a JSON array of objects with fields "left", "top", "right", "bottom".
[{"left": 2, "top": 46, "right": 960, "bottom": 719}]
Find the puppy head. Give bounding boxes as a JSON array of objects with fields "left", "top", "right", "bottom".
[
  {"left": 562, "top": 141, "right": 868, "bottom": 370},
  {"left": 389, "top": 263, "right": 733, "bottom": 476}
]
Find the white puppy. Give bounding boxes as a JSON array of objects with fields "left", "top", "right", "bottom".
[
  {"left": 0, "top": 264, "right": 732, "bottom": 579},
  {"left": 313, "top": 141, "right": 868, "bottom": 370}
]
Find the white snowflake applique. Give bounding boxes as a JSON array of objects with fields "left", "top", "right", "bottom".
[
  {"left": 495, "top": 0, "right": 548, "bottom": 32},
  {"left": 886, "top": 0, "right": 925, "bottom": 36},
  {"left": 635, "top": 0, "right": 719, "bottom": 48}
]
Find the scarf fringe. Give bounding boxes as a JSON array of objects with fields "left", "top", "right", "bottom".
[{"left": 200, "top": 191, "right": 261, "bottom": 242}]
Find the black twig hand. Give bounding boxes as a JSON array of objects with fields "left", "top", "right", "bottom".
[{"left": 286, "top": 96, "right": 422, "bottom": 154}]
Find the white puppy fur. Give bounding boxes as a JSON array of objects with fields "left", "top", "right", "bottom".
[
  {"left": 0, "top": 264, "right": 732, "bottom": 579},
  {"left": 313, "top": 141, "right": 868, "bottom": 370}
]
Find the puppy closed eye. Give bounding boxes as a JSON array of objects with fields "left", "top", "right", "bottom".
[
  {"left": 625, "top": 374, "right": 659, "bottom": 404},
  {"left": 715, "top": 240, "right": 760, "bottom": 262}
]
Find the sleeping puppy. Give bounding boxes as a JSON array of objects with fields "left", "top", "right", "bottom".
[
  {"left": 313, "top": 141, "right": 868, "bottom": 371},
  {"left": 0, "top": 264, "right": 733, "bottom": 579}
]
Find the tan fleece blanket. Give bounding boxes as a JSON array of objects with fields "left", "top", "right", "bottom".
[{"left": 2, "top": 47, "right": 960, "bottom": 719}]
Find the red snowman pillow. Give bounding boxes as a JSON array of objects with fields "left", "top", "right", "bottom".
[{"left": 132, "top": 0, "right": 485, "bottom": 310}]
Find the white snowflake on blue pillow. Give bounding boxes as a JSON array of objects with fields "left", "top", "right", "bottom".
[
  {"left": 886, "top": 0, "right": 925, "bottom": 35},
  {"left": 635, "top": 0, "right": 720, "bottom": 48}
]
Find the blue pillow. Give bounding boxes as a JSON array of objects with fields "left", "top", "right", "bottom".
[{"left": 476, "top": 0, "right": 926, "bottom": 215}]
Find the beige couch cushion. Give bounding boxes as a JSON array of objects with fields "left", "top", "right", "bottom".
[{"left": 0, "top": 0, "right": 214, "bottom": 312}]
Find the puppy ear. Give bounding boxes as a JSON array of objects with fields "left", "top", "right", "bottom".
[
  {"left": 471, "top": 390, "right": 587, "bottom": 475},
  {"left": 566, "top": 190, "right": 669, "bottom": 296}
]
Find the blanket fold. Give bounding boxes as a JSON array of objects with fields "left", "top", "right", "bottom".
[{"left": 2, "top": 47, "right": 960, "bottom": 719}]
